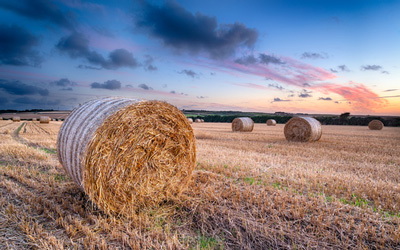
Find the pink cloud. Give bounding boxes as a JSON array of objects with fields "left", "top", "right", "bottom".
[{"left": 315, "top": 82, "right": 388, "bottom": 111}]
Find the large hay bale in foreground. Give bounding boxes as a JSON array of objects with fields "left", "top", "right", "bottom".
[
  {"left": 187, "top": 118, "right": 193, "bottom": 124},
  {"left": 232, "top": 117, "right": 254, "bottom": 132},
  {"left": 40, "top": 116, "right": 50, "bottom": 124},
  {"left": 266, "top": 119, "right": 276, "bottom": 126},
  {"left": 57, "top": 97, "right": 196, "bottom": 216},
  {"left": 368, "top": 120, "right": 384, "bottom": 130},
  {"left": 12, "top": 117, "right": 20, "bottom": 122},
  {"left": 284, "top": 116, "right": 322, "bottom": 142}
]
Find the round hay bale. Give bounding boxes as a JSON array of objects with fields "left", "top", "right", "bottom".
[
  {"left": 40, "top": 116, "right": 50, "bottom": 124},
  {"left": 0, "top": 117, "right": 3, "bottom": 120},
  {"left": 195, "top": 119, "right": 201, "bottom": 123},
  {"left": 32, "top": 118, "right": 37, "bottom": 121},
  {"left": 12, "top": 116, "right": 20, "bottom": 122},
  {"left": 266, "top": 119, "right": 276, "bottom": 126},
  {"left": 57, "top": 97, "right": 196, "bottom": 216},
  {"left": 187, "top": 118, "right": 193, "bottom": 124},
  {"left": 284, "top": 116, "right": 322, "bottom": 142},
  {"left": 232, "top": 117, "right": 254, "bottom": 132},
  {"left": 368, "top": 120, "right": 384, "bottom": 130},
  {"left": 201, "top": 119, "right": 205, "bottom": 123}
]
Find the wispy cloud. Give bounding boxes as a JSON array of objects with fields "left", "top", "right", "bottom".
[
  {"left": 361, "top": 64, "right": 382, "bottom": 71},
  {"left": 178, "top": 69, "right": 199, "bottom": 78},
  {"left": 384, "top": 89, "right": 398, "bottom": 92},
  {"left": 318, "top": 97, "right": 332, "bottom": 101},
  {"left": 91, "top": 79, "right": 121, "bottom": 90},
  {"left": 301, "top": 52, "right": 328, "bottom": 59},
  {"left": 271, "top": 97, "right": 291, "bottom": 103}
]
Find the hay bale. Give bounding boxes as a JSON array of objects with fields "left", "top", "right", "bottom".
[
  {"left": 266, "top": 119, "right": 276, "bottom": 126},
  {"left": 284, "top": 116, "right": 322, "bottom": 142},
  {"left": 201, "top": 119, "right": 205, "bottom": 123},
  {"left": 57, "top": 97, "right": 196, "bottom": 216},
  {"left": 12, "top": 116, "right": 20, "bottom": 122},
  {"left": 32, "top": 118, "right": 37, "bottom": 121},
  {"left": 195, "top": 119, "right": 201, "bottom": 123},
  {"left": 368, "top": 120, "right": 384, "bottom": 130},
  {"left": 232, "top": 117, "right": 254, "bottom": 132},
  {"left": 40, "top": 116, "right": 50, "bottom": 124},
  {"left": 0, "top": 117, "right": 3, "bottom": 120},
  {"left": 187, "top": 118, "right": 193, "bottom": 124}
]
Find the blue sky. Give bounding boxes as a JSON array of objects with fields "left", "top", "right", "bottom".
[{"left": 0, "top": 0, "right": 399, "bottom": 115}]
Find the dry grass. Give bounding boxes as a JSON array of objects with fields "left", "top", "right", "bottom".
[{"left": 0, "top": 120, "right": 399, "bottom": 249}]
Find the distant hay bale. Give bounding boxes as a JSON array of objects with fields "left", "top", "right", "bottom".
[
  {"left": 232, "top": 117, "right": 254, "bottom": 132},
  {"left": 40, "top": 116, "right": 50, "bottom": 124},
  {"left": 0, "top": 117, "right": 3, "bottom": 120},
  {"left": 57, "top": 97, "right": 196, "bottom": 216},
  {"left": 284, "top": 116, "right": 322, "bottom": 142},
  {"left": 201, "top": 119, "right": 205, "bottom": 122},
  {"left": 32, "top": 118, "right": 37, "bottom": 121},
  {"left": 368, "top": 120, "right": 384, "bottom": 130},
  {"left": 266, "top": 119, "right": 276, "bottom": 126},
  {"left": 195, "top": 119, "right": 201, "bottom": 123},
  {"left": 188, "top": 118, "right": 193, "bottom": 124},
  {"left": 12, "top": 116, "right": 20, "bottom": 122}
]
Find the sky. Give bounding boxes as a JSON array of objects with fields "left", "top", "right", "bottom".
[{"left": 0, "top": 0, "right": 399, "bottom": 115}]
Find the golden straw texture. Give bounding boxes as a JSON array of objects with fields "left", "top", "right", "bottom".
[
  {"left": 266, "top": 119, "right": 276, "bottom": 126},
  {"left": 232, "top": 117, "right": 254, "bottom": 132},
  {"left": 57, "top": 97, "right": 196, "bottom": 217},
  {"left": 40, "top": 116, "right": 50, "bottom": 124},
  {"left": 12, "top": 117, "right": 20, "bottom": 122},
  {"left": 368, "top": 120, "right": 384, "bottom": 130},
  {"left": 284, "top": 116, "right": 322, "bottom": 142}
]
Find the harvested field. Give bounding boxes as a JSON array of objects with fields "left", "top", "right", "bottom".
[{"left": 0, "top": 120, "right": 400, "bottom": 249}]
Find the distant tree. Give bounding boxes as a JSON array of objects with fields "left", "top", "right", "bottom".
[{"left": 339, "top": 112, "right": 350, "bottom": 120}]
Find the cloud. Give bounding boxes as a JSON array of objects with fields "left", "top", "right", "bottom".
[
  {"left": 298, "top": 89, "right": 312, "bottom": 98},
  {"left": 318, "top": 97, "right": 332, "bottom": 101},
  {"left": 268, "top": 83, "right": 284, "bottom": 90},
  {"left": 196, "top": 96, "right": 207, "bottom": 99},
  {"left": 316, "top": 82, "right": 388, "bottom": 111},
  {"left": 330, "top": 68, "right": 338, "bottom": 73},
  {"left": 56, "top": 32, "right": 138, "bottom": 69},
  {"left": 60, "top": 87, "right": 73, "bottom": 91},
  {"left": 179, "top": 69, "right": 198, "bottom": 78},
  {"left": 90, "top": 80, "right": 121, "bottom": 90},
  {"left": 232, "top": 82, "right": 270, "bottom": 90},
  {"left": 78, "top": 65, "right": 101, "bottom": 70},
  {"left": 0, "top": 24, "right": 42, "bottom": 67},
  {"left": 259, "top": 54, "right": 285, "bottom": 65},
  {"left": 138, "top": 83, "right": 153, "bottom": 90},
  {"left": 143, "top": 55, "right": 157, "bottom": 71},
  {"left": 170, "top": 90, "right": 187, "bottom": 96},
  {"left": 234, "top": 55, "right": 257, "bottom": 65},
  {"left": 302, "top": 83, "right": 311, "bottom": 87},
  {"left": 338, "top": 65, "right": 350, "bottom": 72},
  {"left": 381, "top": 70, "right": 389, "bottom": 74},
  {"left": 384, "top": 89, "right": 398, "bottom": 92},
  {"left": 134, "top": 1, "right": 258, "bottom": 59},
  {"left": 0, "top": 0, "right": 75, "bottom": 30},
  {"left": 301, "top": 52, "right": 328, "bottom": 59},
  {"left": 272, "top": 97, "right": 291, "bottom": 103},
  {"left": 0, "top": 79, "right": 49, "bottom": 96},
  {"left": 361, "top": 65, "right": 382, "bottom": 71},
  {"left": 50, "top": 78, "right": 76, "bottom": 87}
]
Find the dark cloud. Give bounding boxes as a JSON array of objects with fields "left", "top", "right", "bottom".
[
  {"left": 330, "top": 68, "right": 338, "bottom": 73},
  {"left": 287, "top": 94, "right": 295, "bottom": 97},
  {"left": 50, "top": 78, "right": 76, "bottom": 87},
  {"left": 302, "top": 83, "right": 311, "bottom": 87},
  {"left": 259, "top": 54, "right": 285, "bottom": 65},
  {"left": 268, "top": 83, "right": 284, "bottom": 90},
  {"left": 138, "top": 83, "right": 153, "bottom": 90},
  {"left": 384, "top": 89, "right": 398, "bottom": 92},
  {"left": 210, "top": 72, "right": 216, "bottom": 76},
  {"left": 90, "top": 80, "right": 121, "bottom": 90},
  {"left": 13, "top": 97, "right": 60, "bottom": 106},
  {"left": 272, "top": 97, "right": 291, "bottom": 103},
  {"left": 318, "top": 97, "right": 332, "bottom": 101},
  {"left": 301, "top": 52, "right": 328, "bottom": 59},
  {"left": 361, "top": 65, "right": 382, "bottom": 71},
  {"left": 0, "top": 0, "right": 75, "bottom": 30},
  {"left": 170, "top": 90, "right": 176, "bottom": 94},
  {"left": 170, "top": 90, "right": 187, "bottom": 96},
  {"left": 298, "top": 89, "right": 312, "bottom": 98},
  {"left": 179, "top": 69, "right": 198, "bottom": 78},
  {"left": 0, "top": 79, "right": 49, "bottom": 96},
  {"left": 143, "top": 55, "right": 157, "bottom": 71},
  {"left": 381, "top": 70, "right": 389, "bottom": 74},
  {"left": 234, "top": 55, "right": 257, "bottom": 65},
  {"left": 334, "top": 101, "right": 339, "bottom": 104},
  {"left": 125, "top": 84, "right": 133, "bottom": 88},
  {"left": 265, "top": 77, "right": 273, "bottom": 81},
  {"left": 56, "top": 32, "right": 138, "bottom": 69},
  {"left": 196, "top": 96, "right": 207, "bottom": 99},
  {"left": 0, "top": 24, "right": 42, "bottom": 66},
  {"left": 134, "top": 1, "right": 258, "bottom": 59},
  {"left": 338, "top": 65, "right": 350, "bottom": 72},
  {"left": 78, "top": 65, "right": 101, "bottom": 70}
]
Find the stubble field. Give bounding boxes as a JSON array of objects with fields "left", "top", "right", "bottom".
[{"left": 0, "top": 120, "right": 399, "bottom": 249}]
